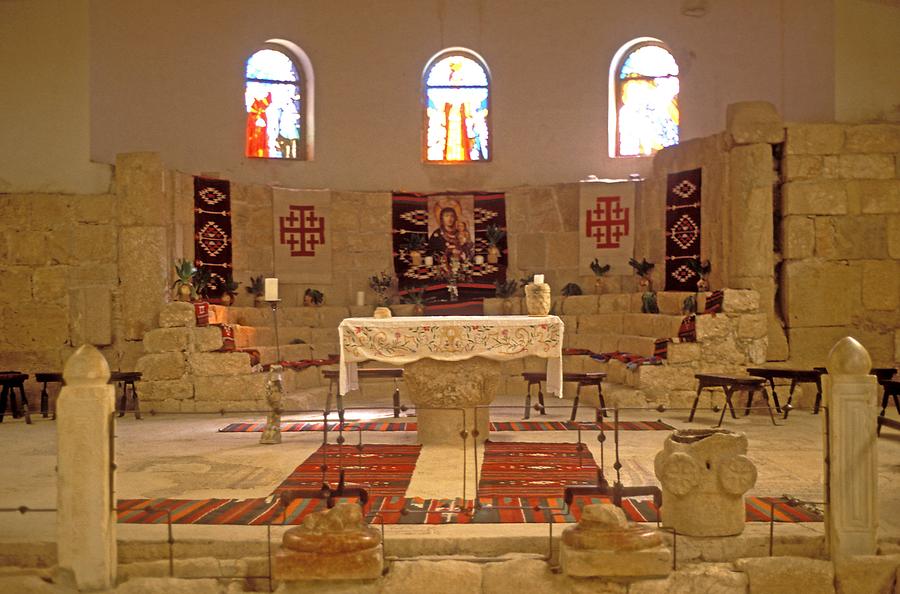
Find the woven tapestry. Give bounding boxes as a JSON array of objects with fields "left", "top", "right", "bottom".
[
  {"left": 272, "top": 188, "right": 333, "bottom": 284},
  {"left": 193, "top": 176, "right": 233, "bottom": 297},
  {"left": 665, "top": 168, "right": 702, "bottom": 291},
  {"left": 578, "top": 180, "right": 636, "bottom": 275},
  {"left": 392, "top": 192, "right": 507, "bottom": 303}
]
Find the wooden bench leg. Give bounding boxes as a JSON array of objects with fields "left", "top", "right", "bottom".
[
  {"left": 744, "top": 388, "right": 755, "bottom": 416},
  {"left": 762, "top": 388, "right": 777, "bottom": 426},
  {"left": 0, "top": 385, "right": 8, "bottom": 422},
  {"left": 812, "top": 379, "right": 822, "bottom": 414},
  {"left": 325, "top": 379, "right": 334, "bottom": 416},
  {"left": 392, "top": 381, "right": 401, "bottom": 418},
  {"left": 597, "top": 383, "right": 607, "bottom": 419},
  {"left": 524, "top": 382, "right": 532, "bottom": 419},
  {"left": 130, "top": 381, "right": 142, "bottom": 420},
  {"left": 117, "top": 382, "right": 127, "bottom": 418},
  {"left": 715, "top": 386, "right": 736, "bottom": 428},
  {"left": 688, "top": 384, "right": 704, "bottom": 422},
  {"left": 766, "top": 378, "right": 782, "bottom": 413},
  {"left": 537, "top": 383, "right": 546, "bottom": 415},
  {"left": 16, "top": 384, "right": 31, "bottom": 425},
  {"left": 41, "top": 382, "right": 49, "bottom": 418},
  {"left": 570, "top": 383, "right": 581, "bottom": 422}
]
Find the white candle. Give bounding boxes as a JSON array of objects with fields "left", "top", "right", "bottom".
[
  {"left": 474, "top": 255, "right": 485, "bottom": 265},
  {"left": 264, "top": 277, "right": 279, "bottom": 301},
  {"left": 534, "top": 274, "right": 544, "bottom": 284},
  {"left": 356, "top": 291, "right": 365, "bottom": 306},
  {"left": 424, "top": 256, "right": 434, "bottom": 266}
]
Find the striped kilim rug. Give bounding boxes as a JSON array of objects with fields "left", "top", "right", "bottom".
[
  {"left": 116, "top": 495, "right": 822, "bottom": 525},
  {"left": 478, "top": 441, "right": 599, "bottom": 497},
  {"left": 218, "top": 420, "right": 674, "bottom": 433}
]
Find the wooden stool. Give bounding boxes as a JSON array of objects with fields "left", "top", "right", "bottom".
[
  {"left": 521, "top": 372, "right": 607, "bottom": 422},
  {"left": 746, "top": 367, "right": 824, "bottom": 418},
  {"left": 0, "top": 372, "right": 31, "bottom": 424},
  {"left": 689, "top": 373, "right": 776, "bottom": 427},
  {"left": 322, "top": 368, "right": 403, "bottom": 421},
  {"left": 111, "top": 372, "right": 142, "bottom": 419},
  {"left": 34, "top": 371, "right": 143, "bottom": 420}
]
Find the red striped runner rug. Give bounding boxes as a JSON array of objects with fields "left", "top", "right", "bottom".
[
  {"left": 218, "top": 420, "right": 674, "bottom": 433},
  {"left": 478, "top": 441, "right": 599, "bottom": 497}
]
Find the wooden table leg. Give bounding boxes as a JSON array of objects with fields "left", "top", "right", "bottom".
[
  {"left": 0, "top": 385, "right": 7, "bottom": 422},
  {"left": 715, "top": 387, "right": 732, "bottom": 428},
  {"left": 813, "top": 378, "right": 823, "bottom": 415},
  {"left": 726, "top": 386, "right": 737, "bottom": 419},
  {"left": 537, "top": 383, "right": 546, "bottom": 415},
  {"left": 392, "top": 379, "right": 401, "bottom": 418},
  {"left": 117, "top": 382, "right": 127, "bottom": 418},
  {"left": 762, "top": 388, "right": 777, "bottom": 426},
  {"left": 744, "top": 388, "right": 755, "bottom": 416}
]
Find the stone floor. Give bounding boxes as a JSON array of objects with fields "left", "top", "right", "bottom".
[{"left": 1, "top": 388, "right": 899, "bottom": 563}]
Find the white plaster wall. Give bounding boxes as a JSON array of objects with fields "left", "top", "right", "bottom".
[
  {"left": 835, "top": 0, "right": 900, "bottom": 123},
  {"left": 87, "top": 0, "right": 836, "bottom": 191},
  {"left": 0, "top": 0, "right": 111, "bottom": 193}
]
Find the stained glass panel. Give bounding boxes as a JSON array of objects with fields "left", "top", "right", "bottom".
[
  {"left": 425, "top": 54, "right": 490, "bottom": 162},
  {"left": 616, "top": 44, "right": 679, "bottom": 157},
  {"left": 245, "top": 49, "right": 301, "bottom": 159}
]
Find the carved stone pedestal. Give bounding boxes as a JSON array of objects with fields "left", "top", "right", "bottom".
[
  {"left": 273, "top": 504, "right": 383, "bottom": 581},
  {"left": 403, "top": 358, "right": 500, "bottom": 445},
  {"left": 560, "top": 504, "right": 671, "bottom": 578},
  {"left": 654, "top": 428, "right": 757, "bottom": 536}
]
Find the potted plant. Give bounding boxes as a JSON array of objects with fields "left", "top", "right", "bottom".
[
  {"left": 193, "top": 267, "right": 211, "bottom": 300},
  {"left": 629, "top": 258, "right": 655, "bottom": 292},
  {"left": 368, "top": 271, "right": 393, "bottom": 307},
  {"left": 402, "top": 287, "right": 427, "bottom": 316},
  {"left": 688, "top": 258, "right": 712, "bottom": 292},
  {"left": 485, "top": 225, "right": 505, "bottom": 264},
  {"left": 221, "top": 274, "right": 241, "bottom": 306},
  {"left": 589, "top": 259, "right": 611, "bottom": 294},
  {"left": 404, "top": 233, "right": 428, "bottom": 267},
  {"left": 172, "top": 259, "right": 196, "bottom": 302},
  {"left": 246, "top": 275, "right": 266, "bottom": 307},
  {"left": 303, "top": 288, "right": 325, "bottom": 307},
  {"left": 495, "top": 279, "right": 519, "bottom": 315}
]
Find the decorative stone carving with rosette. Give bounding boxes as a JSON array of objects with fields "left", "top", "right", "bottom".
[{"left": 654, "top": 428, "right": 757, "bottom": 536}]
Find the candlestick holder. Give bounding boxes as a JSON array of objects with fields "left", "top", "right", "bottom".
[{"left": 260, "top": 299, "right": 283, "bottom": 445}]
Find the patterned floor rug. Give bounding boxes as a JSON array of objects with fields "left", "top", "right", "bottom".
[
  {"left": 218, "top": 420, "right": 675, "bottom": 433},
  {"left": 116, "top": 441, "right": 822, "bottom": 525}
]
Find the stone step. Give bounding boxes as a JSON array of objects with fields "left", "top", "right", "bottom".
[
  {"left": 232, "top": 324, "right": 337, "bottom": 348},
  {"left": 576, "top": 313, "right": 686, "bottom": 339},
  {"left": 567, "top": 333, "right": 659, "bottom": 358}
]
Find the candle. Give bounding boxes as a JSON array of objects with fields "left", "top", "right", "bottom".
[
  {"left": 533, "top": 274, "right": 544, "bottom": 284},
  {"left": 474, "top": 255, "right": 485, "bottom": 265},
  {"left": 264, "top": 277, "right": 279, "bottom": 301},
  {"left": 356, "top": 291, "right": 365, "bottom": 306},
  {"left": 424, "top": 256, "right": 434, "bottom": 266}
]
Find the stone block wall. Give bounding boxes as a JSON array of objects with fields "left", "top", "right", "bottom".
[{"left": 780, "top": 123, "right": 900, "bottom": 365}]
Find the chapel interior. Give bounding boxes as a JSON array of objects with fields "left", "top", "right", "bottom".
[{"left": 1, "top": 1, "right": 900, "bottom": 593}]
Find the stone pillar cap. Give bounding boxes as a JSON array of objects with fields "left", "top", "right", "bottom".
[
  {"left": 826, "top": 336, "right": 871, "bottom": 376},
  {"left": 63, "top": 344, "right": 111, "bottom": 386}
]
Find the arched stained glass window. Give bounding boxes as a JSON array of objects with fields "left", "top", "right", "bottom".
[
  {"left": 245, "top": 41, "right": 313, "bottom": 160},
  {"left": 423, "top": 49, "right": 491, "bottom": 162},
  {"left": 611, "top": 39, "right": 679, "bottom": 157}
]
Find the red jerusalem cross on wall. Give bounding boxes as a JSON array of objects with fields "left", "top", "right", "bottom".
[
  {"left": 586, "top": 195, "right": 630, "bottom": 249},
  {"left": 280, "top": 205, "right": 325, "bottom": 257}
]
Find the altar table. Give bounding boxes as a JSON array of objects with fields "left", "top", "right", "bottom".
[{"left": 338, "top": 315, "right": 564, "bottom": 444}]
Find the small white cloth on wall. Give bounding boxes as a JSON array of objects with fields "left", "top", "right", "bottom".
[
  {"left": 272, "top": 188, "right": 333, "bottom": 284},
  {"left": 338, "top": 315, "right": 565, "bottom": 397},
  {"left": 578, "top": 180, "right": 636, "bottom": 276}
]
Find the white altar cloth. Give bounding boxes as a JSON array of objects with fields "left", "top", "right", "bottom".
[{"left": 338, "top": 315, "right": 564, "bottom": 396}]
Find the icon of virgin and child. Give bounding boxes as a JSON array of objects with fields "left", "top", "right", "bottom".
[{"left": 427, "top": 196, "right": 475, "bottom": 265}]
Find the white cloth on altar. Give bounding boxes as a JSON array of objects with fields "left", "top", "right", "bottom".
[{"left": 338, "top": 315, "right": 565, "bottom": 396}]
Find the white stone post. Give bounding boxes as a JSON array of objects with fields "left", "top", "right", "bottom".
[
  {"left": 57, "top": 345, "right": 117, "bottom": 590},
  {"left": 823, "top": 336, "right": 878, "bottom": 560}
]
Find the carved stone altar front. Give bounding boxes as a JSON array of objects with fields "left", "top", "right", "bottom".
[{"left": 404, "top": 357, "right": 501, "bottom": 445}]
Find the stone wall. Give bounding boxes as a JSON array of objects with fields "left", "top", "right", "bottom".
[{"left": 780, "top": 123, "right": 900, "bottom": 366}]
